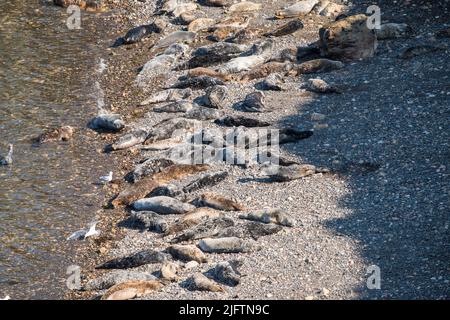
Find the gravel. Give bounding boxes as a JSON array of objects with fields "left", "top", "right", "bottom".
[{"left": 67, "top": 0, "right": 450, "bottom": 300}]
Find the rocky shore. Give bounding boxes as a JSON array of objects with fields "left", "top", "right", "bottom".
[{"left": 58, "top": 0, "right": 449, "bottom": 300}]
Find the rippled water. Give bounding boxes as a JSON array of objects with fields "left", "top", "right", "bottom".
[{"left": 0, "top": 1, "right": 115, "bottom": 299}]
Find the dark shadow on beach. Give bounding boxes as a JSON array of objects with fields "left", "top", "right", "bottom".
[{"left": 276, "top": 0, "right": 449, "bottom": 299}]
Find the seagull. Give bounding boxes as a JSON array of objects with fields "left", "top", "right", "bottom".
[
  {"left": 0, "top": 144, "right": 13, "bottom": 166},
  {"left": 1, "top": 295, "right": 10, "bottom": 300},
  {"left": 99, "top": 171, "right": 113, "bottom": 184},
  {"left": 67, "top": 222, "right": 100, "bottom": 241}
]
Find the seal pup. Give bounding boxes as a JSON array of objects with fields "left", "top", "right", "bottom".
[
  {"left": 304, "top": 78, "right": 341, "bottom": 93},
  {"left": 168, "top": 76, "right": 225, "bottom": 90},
  {"left": 214, "top": 115, "right": 270, "bottom": 127},
  {"left": 189, "top": 273, "right": 225, "bottom": 292},
  {"left": 167, "top": 244, "right": 208, "bottom": 263},
  {"left": 36, "top": 126, "right": 74, "bottom": 144},
  {"left": 133, "top": 196, "right": 196, "bottom": 214},
  {"left": 83, "top": 270, "right": 157, "bottom": 291},
  {"left": 290, "top": 58, "right": 344, "bottom": 75},
  {"left": 0, "top": 144, "right": 13, "bottom": 166},
  {"left": 128, "top": 211, "right": 168, "bottom": 233},
  {"left": 240, "top": 91, "right": 266, "bottom": 113},
  {"left": 211, "top": 260, "right": 242, "bottom": 286},
  {"left": 171, "top": 217, "right": 235, "bottom": 243},
  {"left": 89, "top": 113, "right": 125, "bottom": 132},
  {"left": 140, "top": 88, "right": 192, "bottom": 106},
  {"left": 101, "top": 280, "right": 163, "bottom": 300},
  {"left": 112, "top": 164, "right": 209, "bottom": 207},
  {"left": 275, "top": 0, "right": 318, "bottom": 19},
  {"left": 193, "top": 193, "right": 245, "bottom": 211},
  {"left": 239, "top": 208, "right": 295, "bottom": 227},
  {"left": 198, "top": 237, "right": 257, "bottom": 253},
  {"left": 96, "top": 249, "right": 170, "bottom": 269},
  {"left": 263, "top": 163, "right": 329, "bottom": 182},
  {"left": 264, "top": 19, "right": 304, "bottom": 37}
]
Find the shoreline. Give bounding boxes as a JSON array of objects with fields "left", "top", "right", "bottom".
[{"left": 65, "top": 0, "right": 449, "bottom": 300}]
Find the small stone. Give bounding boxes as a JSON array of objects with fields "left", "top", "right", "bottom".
[{"left": 311, "top": 112, "right": 326, "bottom": 121}]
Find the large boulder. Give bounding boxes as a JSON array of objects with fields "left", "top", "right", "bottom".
[{"left": 319, "top": 14, "right": 377, "bottom": 61}]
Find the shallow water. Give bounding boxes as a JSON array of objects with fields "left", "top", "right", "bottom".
[{"left": 0, "top": 1, "right": 114, "bottom": 299}]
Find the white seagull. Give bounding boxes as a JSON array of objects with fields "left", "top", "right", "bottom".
[
  {"left": 0, "top": 144, "right": 13, "bottom": 166},
  {"left": 99, "top": 171, "right": 113, "bottom": 184},
  {"left": 1, "top": 295, "right": 11, "bottom": 300},
  {"left": 67, "top": 221, "right": 100, "bottom": 241}
]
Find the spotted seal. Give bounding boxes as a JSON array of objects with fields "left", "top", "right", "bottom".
[
  {"left": 101, "top": 280, "right": 163, "bottom": 300},
  {"left": 193, "top": 193, "right": 245, "bottom": 211},
  {"left": 167, "top": 244, "right": 208, "bottom": 263},
  {"left": 189, "top": 273, "right": 225, "bottom": 292},
  {"left": 96, "top": 249, "right": 170, "bottom": 269}
]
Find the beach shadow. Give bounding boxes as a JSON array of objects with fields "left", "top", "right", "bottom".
[{"left": 275, "top": 9, "right": 450, "bottom": 298}]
